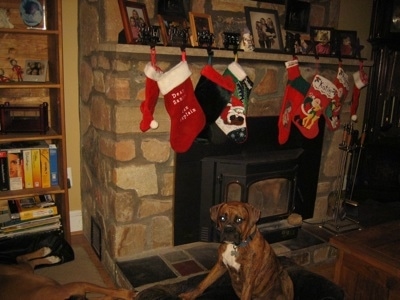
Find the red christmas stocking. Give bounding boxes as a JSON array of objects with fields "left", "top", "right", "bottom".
[
  {"left": 292, "top": 74, "right": 338, "bottom": 139},
  {"left": 324, "top": 66, "right": 349, "bottom": 131},
  {"left": 140, "top": 62, "right": 163, "bottom": 132},
  {"left": 278, "top": 59, "right": 310, "bottom": 145},
  {"left": 215, "top": 96, "right": 247, "bottom": 143},
  {"left": 157, "top": 60, "right": 206, "bottom": 153}
]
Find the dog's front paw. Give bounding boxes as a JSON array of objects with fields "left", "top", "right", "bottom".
[{"left": 179, "top": 291, "right": 198, "bottom": 300}]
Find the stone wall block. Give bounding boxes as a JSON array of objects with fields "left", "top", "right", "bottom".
[
  {"left": 80, "top": 60, "right": 94, "bottom": 103},
  {"left": 91, "top": 95, "right": 112, "bottom": 131},
  {"left": 93, "top": 70, "right": 106, "bottom": 93},
  {"left": 141, "top": 139, "right": 171, "bottom": 163},
  {"left": 109, "top": 224, "right": 147, "bottom": 258},
  {"left": 106, "top": 76, "right": 131, "bottom": 101},
  {"left": 151, "top": 216, "right": 173, "bottom": 248},
  {"left": 79, "top": 1, "right": 99, "bottom": 56},
  {"left": 99, "top": 137, "right": 136, "bottom": 162},
  {"left": 112, "top": 190, "right": 135, "bottom": 223},
  {"left": 138, "top": 198, "right": 173, "bottom": 219},
  {"left": 253, "top": 68, "right": 279, "bottom": 96},
  {"left": 113, "top": 164, "right": 158, "bottom": 196},
  {"left": 113, "top": 105, "right": 137, "bottom": 134},
  {"left": 161, "top": 173, "right": 174, "bottom": 196}
]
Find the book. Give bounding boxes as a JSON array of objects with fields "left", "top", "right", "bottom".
[
  {"left": 23, "top": 149, "right": 33, "bottom": 188},
  {"left": 7, "top": 200, "right": 20, "bottom": 220},
  {"left": 0, "top": 202, "right": 10, "bottom": 223},
  {"left": 7, "top": 149, "right": 24, "bottom": 190},
  {"left": 49, "top": 144, "right": 58, "bottom": 186},
  {"left": 10, "top": 197, "right": 58, "bottom": 221},
  {"left": 31, "top": 148, "right": 41, "bottom": 188},
  {"left": 0, "top": 150, "right": 9, "bottom": 191},
  {"left": 0, "top": 222, "right": 61, "bottom": 239},
  {"left": 1, "top": 215, "right": 61, "bottom": 233},
  {"left": 40, "top": 147, "right": 50, "bottom": 188}
]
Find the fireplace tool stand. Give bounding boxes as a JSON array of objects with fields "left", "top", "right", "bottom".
[{"left": 323, "top": 123, "right": 361, "bottom": 234}]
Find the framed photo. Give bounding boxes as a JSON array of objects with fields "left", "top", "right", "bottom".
[
  {"left": 244, "top": 7, "right": 284, "bottom": 52},
  {"left": 24, "top": 60, "right": 47, "bottom": 82},
  {"left": 284, "top": 0, "right": 310, "bottom": 33},
  {"left": 158, "top": 14, "right": 190, "bottom": 47},
  {"left": 310, "top": 27, "right": 333, "bottom": 56},
  {"left": 20, "top": 0, "right": 46, "bottom": 30},
  {"left": 156, "top": 0, "right": 190, "bottom": 19},
  {"left": 335, "top": 30, "right": 357, "bottom": 57},
  {"left": 117, "top": 0, "right": 150, "bottom": 44},
  {"left": 391, "top": 0, "right": 400, "bottom": 33},
  {"left": 188, "top": 12, "right": 214, "bottom": 47}
]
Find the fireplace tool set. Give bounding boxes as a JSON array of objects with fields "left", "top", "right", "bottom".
[{"left": 323, "top": 123, "right": 367, "bottom": 234}]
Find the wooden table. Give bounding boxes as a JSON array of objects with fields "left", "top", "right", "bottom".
[{"left": 330, "top": 220, "right": 400, "bottom": 300}]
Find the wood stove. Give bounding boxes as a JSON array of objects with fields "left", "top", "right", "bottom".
[
  {"left": 174, "top": 116, "right": 324, "bottom": 245},
  {"left": 199, "top": 148, "right": 303, "bottom": 243}
]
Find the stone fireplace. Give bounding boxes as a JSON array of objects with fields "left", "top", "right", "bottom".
[{"left": 78, "top": 0, "right": 369, "bottom": 274}]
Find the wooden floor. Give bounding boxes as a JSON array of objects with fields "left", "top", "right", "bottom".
[
  {"left": 71, "top": 233, "right": 117, "bottom": 288},
  {"left": 71, "top": 233, "right": 336, "bottom": 288}
]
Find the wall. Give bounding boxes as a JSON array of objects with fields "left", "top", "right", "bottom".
[
  {"left": 62, "top": 0, "right": 82, "bottom": 231},
  {"left": 77, "top": 0, "right": 372, "bottom": 274}
]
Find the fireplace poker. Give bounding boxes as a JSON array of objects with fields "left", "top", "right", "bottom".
[{"left": 348, "top": 124, "right": 367, "bottom": 202}]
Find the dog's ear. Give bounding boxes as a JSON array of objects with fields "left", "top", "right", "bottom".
[
  {"left": 210, "top": 203, "right": 223, "bottom": 223},
  {"left": 246, "top": 204, "right": 261, "bottom": 225}
]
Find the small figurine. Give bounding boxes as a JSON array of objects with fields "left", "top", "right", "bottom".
[
  {"left": 0, "top": 8, "right": 14, "bottom": 28},
  {"left": 0, "top": 69, "right": 12, "bottom": 82},
  {"left": 240, "top": 27, "right": 254, "bottom": 52},
  {"left": 10, "top": 59, "right": 23, "bottom": 82}
]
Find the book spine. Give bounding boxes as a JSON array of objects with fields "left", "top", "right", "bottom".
[
  {"left": 7, "top": 200, "right": 20, "bottom": 220},
  {"left": 23, "top": 149, "right": 33, "bottom": 189},
  {"left": 0, "top": 150, "right": 9, "bottom": 191},
  {"left": 40, "top": 148, "right": 50, "bottom": 188},
  {"left": 31, "top": 149, "right": 41, "bottom": 188},
  {"left": 49, "top": 144, "right": 58, "bottom": 186},
  {"left": 7, "top": 149, "right": 24, "bottom": 190},
  {"left": 18, "top": 205, "right": 58, "bottom": 221}
]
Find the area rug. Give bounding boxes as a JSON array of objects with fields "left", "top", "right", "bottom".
[{"left": 35, "top": 246, "right": 105, "bottom": 287}]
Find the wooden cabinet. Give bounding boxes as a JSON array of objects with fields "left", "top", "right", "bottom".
[
  {"left": 0, "top": 0, "right": 70, "bottom": 242},
  {"left": 330, "top": 221, "right": 400, "bottom": 299}
]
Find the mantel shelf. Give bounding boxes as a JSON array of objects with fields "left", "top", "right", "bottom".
[{"left": 98, "top": 43, "right": 373, "bottom": 67}]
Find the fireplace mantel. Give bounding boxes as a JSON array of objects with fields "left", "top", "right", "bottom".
[{"left": 98, "top": 43, "right": 373, "bottom": 67}]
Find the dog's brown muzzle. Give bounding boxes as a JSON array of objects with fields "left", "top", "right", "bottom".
[{"left": 220, "top": 225, "right": 241, "bottom": 245}]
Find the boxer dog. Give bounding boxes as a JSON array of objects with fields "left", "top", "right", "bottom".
[
  {"left": 0, "top": 246, "right": 135, "bottom": 300},
  {"left": 179, "top": 202, "right": 293, "bottom": 300}
]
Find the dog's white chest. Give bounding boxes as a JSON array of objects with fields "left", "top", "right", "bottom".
[{"left": 222, "top": 244, "right": 241, "bottom": 271}]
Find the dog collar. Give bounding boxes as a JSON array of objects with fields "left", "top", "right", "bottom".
[{"left": 236, "top": 229, "right": 257, "bottom": 248}]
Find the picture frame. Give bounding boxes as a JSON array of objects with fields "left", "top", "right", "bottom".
[
  {"left": 309, "top": 27, "right": 334, "bottom": 56},
  {"left": 24, "top": 59, "right": 47, "bottom": 82},
  {"left": 156, "top": 0, "right": 190, "bottom": 19},
  {"left": 117, "top": 0, "right": 150, "bottom": 44},
  {"left": 335, "top": 30, "right": 357, "bottom": 58},
  {"left": 20, "top": 0, "right": 47, "bottom": 30},
  {"left": 244, "top": 7, "right": 284, "bottom": 52},
  {"left": 284, "top": 0, "right": 311, "bottom": 33},
  {"left": 390, "top": 0, "right": 400, "bottom": 33},
  {"left": 158, "top": 14, "right": 190, "bottom": 47},
  {"left": 188, "top": 12, "right": 214, "bottom": 47}
]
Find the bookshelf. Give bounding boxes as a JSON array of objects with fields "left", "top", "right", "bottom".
[{"left": 0, "top": 0, "right": 70, "bottom": 242}]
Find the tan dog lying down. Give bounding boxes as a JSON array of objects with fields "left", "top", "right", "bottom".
[{"left": 0, "top": 247, "right": 135, "bottom": 300}]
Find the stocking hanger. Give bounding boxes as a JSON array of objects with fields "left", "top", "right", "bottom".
[{"left": 150, "top": 45, "right": 157, "bottom": 67}]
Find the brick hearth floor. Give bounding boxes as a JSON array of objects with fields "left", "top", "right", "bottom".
[
  {"left": 115, "top": 225, "right": 335, "bottom": 292},
  {"left": 114, "top": 200, "right": 400, "bottom": 292}
]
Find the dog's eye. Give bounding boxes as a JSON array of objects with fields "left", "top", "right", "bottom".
[
  {"left": 235, "top": 217, "right": 243, "bottom": 224},
  {"left": 219, "top": 215, "right": 226, "bottom": 222}
]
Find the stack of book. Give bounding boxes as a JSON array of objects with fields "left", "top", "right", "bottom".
[
  {"left": 0, "top": 194, "right": 61, "bottom": 239},
  {"left": 0, "top": 141, "right": 58, "bottom": 191}
]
